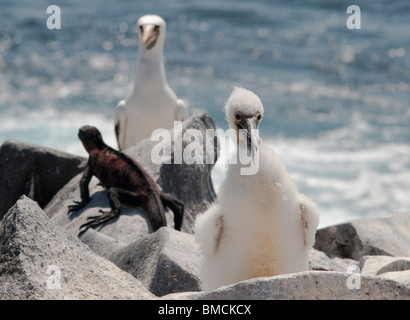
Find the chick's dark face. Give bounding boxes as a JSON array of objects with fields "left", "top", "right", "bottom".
[
  {"left": 233, "top": 112, "right": 262, "bottom": 151},
  {"left": 78, "top": 125, "right": 103, "bottom": 152}
]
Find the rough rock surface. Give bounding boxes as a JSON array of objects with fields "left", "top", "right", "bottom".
[
  {"left": 0, "top": 140, "right": 85, "bottom": 220},
  {"left": 81, "top": 227, "right": 201, "bottom": 297},
  {"left": 379, "top": 271, "right": 410, "bottom": 286},
  {"left": 45, "top": 113, "right": 218, "bottom": 241},
  {"left": 0, "top": 196, "right": 154, "bottom": 300},
  {"left": 163, "top": 271, "right": 410, "bottom": 300},
  {"left": 309, "top": 248, "right": 357, "bottom": 272},
  {"left": 359, "top": 256, "right": 410, "bottom": 276},
  {"left": 314, "top": 212, "right": 410, "bottom": 260},
  {"left": 2, "top": 194, "right": 410, "bottom": 300},
  {"left": 359, "top": 255, "right": 410, "bottom": 286}
]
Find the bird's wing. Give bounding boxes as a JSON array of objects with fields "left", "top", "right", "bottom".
[
  {"left": 299, "top": 194, "right": 320, "bottom": 248},
  {"left": 194, "top": 204, "right": 225, "bottom": 255},
  {"left": 114, "top": 100, "right": 127, "bottom": 151},
  {"left": 175, "top": 99, "right": 189, "bottom": 121}
]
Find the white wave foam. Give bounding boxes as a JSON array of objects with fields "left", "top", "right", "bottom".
[
  {"left": 267, "top": 137, "right": 410, "bottom": 227},
  {"left": 0, "top": 108, "right": 117, "bottom": 157}
]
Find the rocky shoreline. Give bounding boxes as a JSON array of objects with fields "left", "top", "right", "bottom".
[{"left": 1, "top": 114, "right": 409, "bottom": 300}]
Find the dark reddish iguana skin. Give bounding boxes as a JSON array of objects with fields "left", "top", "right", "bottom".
[{"left": 68, "top": 125, "right": 184, "bottom": 236}]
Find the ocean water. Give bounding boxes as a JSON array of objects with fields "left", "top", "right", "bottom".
[{"left": 1, "top": 0, "right": 409, "bottom": 227}]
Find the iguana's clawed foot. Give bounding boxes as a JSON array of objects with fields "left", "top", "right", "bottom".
[
  {"left": 78, "top": 210, "right": 120, "bottom": 237},
  {"left": 67, "top": 201, "right": 87, "bottom": 214}
]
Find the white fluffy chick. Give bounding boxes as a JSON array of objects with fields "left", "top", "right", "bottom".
[{"left": 194, "top": 87, "right": 319, "bottom": 291}]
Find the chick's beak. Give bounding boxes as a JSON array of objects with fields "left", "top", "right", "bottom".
[
  {"left": 246, "top": 118, "right": 260, "bottom": 160},
  {"left": 237, "top": 116, "right": 260, "bottom": 160},
  {"left": 142, "top": 24, "right": 159, "bottom": 50}
]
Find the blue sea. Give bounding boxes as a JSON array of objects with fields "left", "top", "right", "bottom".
[{"left": 1, "top": 0, "right": 409, "bottom": 227}]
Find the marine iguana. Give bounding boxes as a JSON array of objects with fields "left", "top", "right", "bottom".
[{"left": 68, "top": 125, "right": 184, "bottom": 236}]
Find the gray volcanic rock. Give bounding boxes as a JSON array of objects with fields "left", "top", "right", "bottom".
[
  {"left": 2, "top": 195, "right": 410, "bottom": 300},
  {"left": 0, "top": 196, "right": 154, "bottom": 300},
  {"left": 314, "top": 212, "right": 410, "bottom": 260},
  {"left": 163, "top": 271, "right": 410, "bottom": 300},
  {"left": 359, "top": 255, "right": 410, "bottom": 276},
  {"left": 359, "top": 255, "right": 410, "bottom": 286},
  {"left": 45, "top": 113, "right": 218, "bottom": 241},
  {"left": 0, "top": 140, "right": 85, "bottom": 220},
  {"left": 124, "top": 113, "right": 219, "bottom": 234},
  {"left": 309, "top": 248, "right": 357, "bottom": 272},
  {"left": 81, "top": 227, "right": 201, "bottom": 297},
  {"left": 379, "top": 271, "right": 410, "bottom": 286}
]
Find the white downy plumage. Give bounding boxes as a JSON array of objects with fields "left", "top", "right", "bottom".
[
  {"left": 194, "top": 87, "right": 319, "bottom": 291},
  {"left": 115, "top": 15, "right": 188, "bottom": 150}
]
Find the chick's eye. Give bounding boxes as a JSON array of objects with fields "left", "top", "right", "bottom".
[
  {"left": 154, "top": 25, "right": 160, "bottom": 32},
  {"left": 235, "top": 114, "right": 241, "bottom": 121},
  {"left": 139, "top": 25, "right": 143, "bottom": 32}
]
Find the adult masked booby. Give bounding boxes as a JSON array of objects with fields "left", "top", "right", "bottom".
[
  {"left": 194, "top": 87, "right": 319, "bottom": 291},
  {"left": 115, "top": 15, "right": 188, "bottom": 150}
]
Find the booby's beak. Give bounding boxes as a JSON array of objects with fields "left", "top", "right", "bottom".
[
  {"left": 142, "top": 24, "right": 159, "bottom": 50},
  {"left": 236, "top": 115, "right": 260, "bottom": 161}
]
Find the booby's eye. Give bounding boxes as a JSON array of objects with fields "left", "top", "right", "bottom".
[
  {"left": 139, "top": 25, "right": 143, "bottom": 32},
  {"left": 154, "top": 25, "right": 160, "bottom": 32},
  {"left": 235, "top": 114, "right": 241, "bottom": 121},
  {"left": 257, "top": 114, "right": 262, "bottom": 121}
]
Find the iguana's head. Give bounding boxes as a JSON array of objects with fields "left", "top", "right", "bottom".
[{"left": 78, "top": 125, "right": 105, "bottom": 152}]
